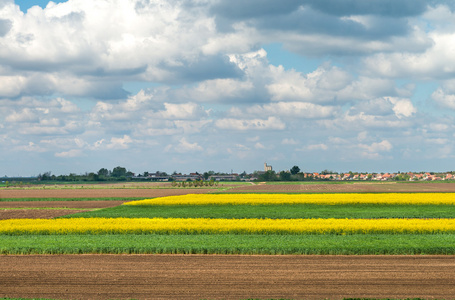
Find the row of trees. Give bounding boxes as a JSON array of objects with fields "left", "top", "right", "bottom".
[
  {"left": 38, "top": 166, "right": 134, "bottom": 182},
  {"left": 33, "top": 165, "right": 454, "bottom": 183}
]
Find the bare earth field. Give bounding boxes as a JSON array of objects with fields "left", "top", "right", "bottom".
[
  {"left": 0, "top": 187, "right": 217, "bottom": 199},
  {"left": 0, "top": 209, "right": 91, "bottom": 219},
  {"left": 1, "top": 254, "right": 455, "bottom": 300},
  {"left": 0, "top": 200, "right": 127, "bottom": 219},
  {"left": 228, "top": 181, "right": 455, "bottom": 193}
]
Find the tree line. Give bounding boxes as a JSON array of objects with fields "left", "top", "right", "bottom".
[{"left": 37, "top": 166, "right": 134, "bottom": 182}]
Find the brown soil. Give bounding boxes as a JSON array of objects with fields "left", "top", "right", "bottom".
[
  {"left": 0, "top": 200, "right": 126, "bottom": 208},
  {"left": 1, "top": 255, "right": 454, "bottom": 300},
  {"left": 0, "top": 201, "right": 128, "bottom": 219},
  {"left": 0, "top": 209, "right": 90, "bottom": 219},
  {"left": 0, "top": 187, "right": 217, "bottom": 199},
  {"left": 229, "top": 182, "right": 455, "bottom": 193}
]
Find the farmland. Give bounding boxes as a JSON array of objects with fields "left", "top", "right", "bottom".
[{"left": 2, "top": 181, "right": 455, "bottom": 299}]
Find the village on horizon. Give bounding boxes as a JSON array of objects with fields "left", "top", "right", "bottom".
[{"left": 3, "top": 162, "right": 454, "bottom": 183}]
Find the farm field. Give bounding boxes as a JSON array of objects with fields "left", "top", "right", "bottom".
[
  {"left": 226, "top": 181, "right": 455, "bottom": 193},
  {"left": 2, "top": 182, "right": 455, "bottom": 299},
  {"left": 2, "top": 255, "right": 455, "bottom": 300}
]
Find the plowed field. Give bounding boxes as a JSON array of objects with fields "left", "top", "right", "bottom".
[
  {"left": 1, "top": 255, "right": 455, "bottom": 300},
  {"left": 1, "top": 187, "right": 217, "bottom": 198},
  {"left": 0, "top": 209, "right": 90, "bottom": 219},
  {"left": 227, "top": 182, "right": 455, "bottom": 193}
]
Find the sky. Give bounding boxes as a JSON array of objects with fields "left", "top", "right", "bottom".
[{"left": 1, "top": 0, "right": 455, "bottom": 176}]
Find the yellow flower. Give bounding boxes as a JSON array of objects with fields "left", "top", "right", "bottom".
[
  {"left": 123, "top": 193, "right": 455, "bottom": 206},
  {"left": 2, "top": 218, "right": 455, "bottom": 235}
]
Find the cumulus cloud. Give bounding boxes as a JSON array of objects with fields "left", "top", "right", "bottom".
[
  {"left": 106, "top": 135, "right": 133, "bottom": 150},
  {"left": 55, "top": 149, "right": 83, "bottom": 158},
  {"left": 431, "top": 87, "right": 455, "bottom": 110},
  {"left": 282, "top": 138, "right": 298, "bottom": 145},
  {"left": 165, "top": 137, "right": 203, "bottom": 153},
  {"left": 389, "top": 98, "right": 417, "bottom": 118},
  {"left": 2, "top": 0, "right": 454, "bottom": 175},
  {"left": 215, "top": 117, "right": 285, "bottom": 131},
  {"left": 0, "top": 0, "right": 244, "bottom": 99},
  {"left": 361, "top": 140, "right": 393, "bottom": 153},
  {"left": 254, "top": 142, "right": 265, "bottom": 149},
  {"left": 304, "top": 143, "right": 328, "bottom": 151}
]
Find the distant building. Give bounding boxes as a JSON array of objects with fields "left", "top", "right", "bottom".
[
  {"left": 264, "top": 162, "right": 272, "bottom": 172},
  {"left": 172, "top": 174, "right": 202, "bottom": 181},
  {"left": 209, "top": 174, "right": 238, "bottom": 181}
]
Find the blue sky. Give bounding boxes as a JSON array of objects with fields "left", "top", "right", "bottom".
[{"left": 1, "top": 0, "right": 455, "bottom": 176}]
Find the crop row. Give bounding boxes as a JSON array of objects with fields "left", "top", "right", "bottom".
[
  {"left": 3, "top": 234, "right": 455, "bottom": 255},
  {"left": 62, "top": 203, "right": 455, "bottom": 219},
  {"left": 3, "top": 217, "right": 455, "bottom": 235},
  {"left": 124, "top": 193, "right": 455, "bottom": 206}
]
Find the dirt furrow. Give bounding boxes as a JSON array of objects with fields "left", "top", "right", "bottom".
[{"left": 1, "top": 255, "right": 455, "bottom": 300}]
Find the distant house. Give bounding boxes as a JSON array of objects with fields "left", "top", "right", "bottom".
[
  {"left": 172, "top": 174, "right": 202, "bottom": 181},
  {"left": 148, "top": 172, "right": 169, "bottom": 181},
  {"left": 209, "top": 174, "right": 238, "bottom": 181}
]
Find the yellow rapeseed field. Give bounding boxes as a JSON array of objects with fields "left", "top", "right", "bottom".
[
  {"left": 2, "top": 217, "right": 455, "bottom": 235},
  {"left": 123, "top": 193, "right": 455, "bottom": 206}
]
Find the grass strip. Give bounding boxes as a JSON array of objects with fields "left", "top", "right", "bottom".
[
  {"left": 1, "top": 233, "right": 455, "bottom": 255},
  {"left": 62, "top": 203, "right": 455, "bottom": 219},
  {"left": 0, "top": 197, "right": 145, "bottom": 202}
]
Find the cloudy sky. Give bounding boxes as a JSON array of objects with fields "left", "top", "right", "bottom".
[{"left": 1, "top": 0, "right": 455, "bottom": 176}]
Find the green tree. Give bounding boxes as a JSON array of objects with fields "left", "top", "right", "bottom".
[
  {"left": 279, "top": 171, "right": 291, "bottom": 181},
  {"left": 98, "top": 168, "right": 109, "bottom": 177},
  {"left": 258, "top": 170, "right": 278, "bottom": 181},
  {"left": 111, "top": 166, "right": 127, "bottom": 178},
  {"left": 87, "top": 172, "right": 99, "bottom": 181},
  {"left": 203, "top": 171, "right": 215, "bottom": 180},
  {"left": 290, "top": 166, "right": 300, "bottom": 175}
]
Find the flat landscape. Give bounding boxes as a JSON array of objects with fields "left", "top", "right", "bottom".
[{"left": 2, "top": 181, "right": 455, "bottom": 299}]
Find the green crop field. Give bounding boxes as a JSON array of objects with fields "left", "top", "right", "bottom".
[
  {"left": 62, "top": 203, "right": 455, "bottom": 219},
  {"left": 2, "top": 193, "right": 455, "bottom": 255},
  {"left": 2, "top": 234, "right": 455, "bottom": 255}
]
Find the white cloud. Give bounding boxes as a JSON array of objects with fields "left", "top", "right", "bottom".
[
  {"left": 267, "top": 65, "right": 352, "bottom": 103},
  {"left": 431, "top": 87, "right": 455, "bottom": 110},
  {"left": 254, "top": 142, "right": 265, "bottom": 149},
  {"left": 246, "top": 136, "right": 260, "bottom": 142},
  {"left": 0, "top": 0, "right": 239, "bottom": 98},
  {"left": 215, "top": 117, "right": 285, "bottom": 131},
  {"left": 361, "top": 140, "right": 393, "bottom": 153},
  {"left": 106, "top": 135, "right": 133, "bottom": 150},
  {"left": 244, "top": 102, "right": 337, "bottom": 119},
  {"left": 2, "top": 1, "right": 455, "bottom": 175},
  {"left": 55, "top": 149, "right": 83, "bottom": 158},
  {"left": 362, "top": 30, "right": 455, "bottom": 80},
  {"left": 165, "top": 137, "right": 203, "bottom": 153},
  {"left": 306, "top": 144, "right": 328, "bottom": 151},
  {"left": 427, "top": 123, "right": 450, "bottom": 132},
  {"left": 388, "top": 97, "right": 417, "bottom": 118},
  {"left": 14, "top": 141, "right": 46, "bottom": 152},
  {"left": 5, "top": 108, "right": 38, "bottom": 122},
  {"left": 282, "top": 138, "right": 298, "bottom": 145},
  {"left": 160, "top": 103, "right": 208, "bottom": 120}
]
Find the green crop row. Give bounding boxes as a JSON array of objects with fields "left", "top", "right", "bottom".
[
  {"left": 2, "top": 233, "right": 455, "bottom": 255},
  {"left": 62, "top": 203, "right": 455, "bottom": 219}
]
